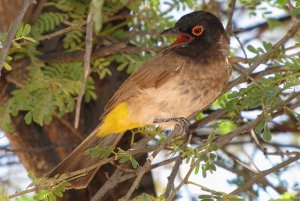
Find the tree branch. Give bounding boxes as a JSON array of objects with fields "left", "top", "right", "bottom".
[
  {"left": 164, "top": 131, "right": 192, "bottom": 198},
  {"left": 226, "top": 0, "right": 236, "bottom": 35},
  {"left": 123, "top": 127, "right": 182, "bottom": 201},
  {"left": 74, "top": 3, "right": 94, "bottom": 128},
  {"left": 0, "top": 0, "right": 35, "bottom": 76},
  {"left": 226, "top": 18, "right": 300, "bottom": 91},
  {"left": 8, "top": 136, "right": 155, "bottom": 199},
  {"left": 231, "top": 154, "right": 300, "bottom": 195}
]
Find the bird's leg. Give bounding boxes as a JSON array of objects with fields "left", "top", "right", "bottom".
[{"left": 154, "top": 117, "right": 190, "bottom": 135}]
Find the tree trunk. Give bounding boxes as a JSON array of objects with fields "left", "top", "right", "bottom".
[{"left": 0, "top": 1, "right": 155, "bottom": 200}]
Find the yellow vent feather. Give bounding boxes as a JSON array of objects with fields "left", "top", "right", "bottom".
[{"left": 97, "top": 102, "right": 144, "bottom": 137}]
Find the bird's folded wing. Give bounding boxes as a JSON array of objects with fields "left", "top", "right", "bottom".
[{"left": 101, "top": 51, "right": 185, "bottom": 119}]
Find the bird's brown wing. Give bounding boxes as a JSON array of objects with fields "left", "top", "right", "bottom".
[{"left": 101, "top": 51, "right": 184, "bottom": 119}]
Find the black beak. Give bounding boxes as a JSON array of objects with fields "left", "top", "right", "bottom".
[{"left": 159, "top": 27, "right": 180, "bottom": 37}]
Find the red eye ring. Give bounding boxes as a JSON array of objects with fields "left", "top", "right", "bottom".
[{"left": 192, "top": 25, "right": 204, "bottom": 36}]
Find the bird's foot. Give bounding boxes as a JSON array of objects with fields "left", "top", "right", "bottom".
[{"left": 154, "top": 117, "right": 190, "bottom": 135}]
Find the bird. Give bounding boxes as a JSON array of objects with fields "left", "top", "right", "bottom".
[{"left": 47, "top": 10, "right": 232, "bottom": 189}]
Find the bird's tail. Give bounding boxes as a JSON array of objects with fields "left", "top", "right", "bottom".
[{"left": 46, "top": 124, "right": 123, "bottom": 189}]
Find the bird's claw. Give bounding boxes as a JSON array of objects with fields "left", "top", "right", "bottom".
[{"left": 154, "top": 117, "right": 190, "bottom": 135}]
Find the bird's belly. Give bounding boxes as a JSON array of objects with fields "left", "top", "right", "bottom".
[{"left": 128, "top": 76, "right": 225, "bottom": 127}]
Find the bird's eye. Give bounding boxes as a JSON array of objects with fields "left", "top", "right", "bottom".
[{"left": 191, "top": 25, "right": 204, "bottom": 36}]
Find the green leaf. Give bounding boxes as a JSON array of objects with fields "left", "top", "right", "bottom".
[
  {"left": 48, "top": 192, "right": 56, "bottom": 201},
  {"left": 3, "top": 62, "right": 12, "bottom": 71},
  {"left": 12, "top": 40, "right": 21, "bottom": 48},
  {"left": 27, "top": 171, "right": 37, "bottom": 181},
  {"left": 195, "top": 164, "right": 200, "bottom": 174},
  {"left": 130, "top": 157, "right": 139, "bottom": 169},
  {"left": 262, "top": 41, "right": 272, "bottom": 51},
  {"left": 23, "top": 36, "right": 37, "bottom": 43},
  {"left": 255, "top": 120, "right": 265, "bottom": 133},
  {"left": 92, "top": 0, "right": 104, "bottom": 32},
  {"left": 199, "top": 152, "right": 208, "bottom": 161},
  {"left": 277, "top": 0, "right": 288, "bottom": 6},
  {"left": 199, "top": 198, "right": 214, "bottom": 201},
  {"left": 36, "top": 190, "right": 47, "bottom": 200},
  {"left": 207, "top": 131, "right": 215, "bottom": 143},
  {"left": 219, "top": 120, "right": 237, "bottom": 135},
  {"left": 24, "top": 112, "right": 33, "bottom": 124},
  {"left": 196, "top": 112, "right": 204, "bottom": 120},
  {"left": 208, "top": 143, "right": 218, "bottom": 152},
  {"left": 224, "top": 194, "right": 245, "bottom": 201},
  {"left": 6, "top": 56, "right": 12, "bottom": 61},
  {"left": 119, "top": 155, "right": 130, "bottom": 163},
  {"left": 53, "top": 188, "right": 63, "bottom": 198},
  {"left": 22, "top": 24, "right": 31, "bottom": 36},
  {"left": 202, "top": 166, "right": 207, "bottom": 178},
  {"left": 262, "top": 124, "right": 272, "bottom": 142},
  {"left": 247, "top": 45, "right": 258, "bottom": 54},
  {"left": 198, "top": 195, "right": 212, "bottom": 199},
  {"left": 117, "top": 62, "right": 129, "bottom": 71},
  {"left": 291, "top": 7, "right": 300, "bottom": 17},
  {"left": 296, "top": 114, "right": 300, "bottom": 130},
  {"left": 16, "top": 22, "right": 24, "bottom": 38},
  {"left": 209, "top": 153, "right": 217, "bottom": 160}
]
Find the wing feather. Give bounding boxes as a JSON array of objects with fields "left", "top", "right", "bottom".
[{"left": 101, "top": 52, "right": 184, "bottom": 119}]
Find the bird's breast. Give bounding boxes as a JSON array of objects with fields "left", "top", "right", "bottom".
[{"left": 127, "top": 59, "right": 231, "bottom": 127}]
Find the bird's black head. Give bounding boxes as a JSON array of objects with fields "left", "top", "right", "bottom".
[{"left": 161, "top": 11, "right": 228, "bottom": 61}]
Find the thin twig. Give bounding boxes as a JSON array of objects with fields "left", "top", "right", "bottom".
[
  {"left": 168, "top": 158, "right": 201, "bottom": 201},
  {"left": 164, "top": 131, "right": 192, "bottom": 198},
  {"left": 92, "top": 156, "right": 177, "bottom": 201},
  {"left": 37, "top": 23, "right": 84, "bottom": 41},
  {"left": 215, "top": 161, "right": 286, "bottom": 194},
  {"left": 91, "top": 169, "right": 124, "bottom": 201},
  {"left": 8, "top": 137, "right": 155, "bottom": 199},
  {"left": 0, "top": 144, "right": 76, "bottom": 153},
  {"left": 54, "top": 115, "right": 84, "bottom": 141},
  {"left": 250, "top": 20, "right": 300, "bottom": 72},
  {"left": 226, "top": 19, "right": 300, "bottom": 91},
  {"left": 216, "top": 97, "right": 300, "bottom": 148},
  {"left": 231, "top": 154, "right": 300, "bottom": 195},
  {"left": 163, "top": 155, "right": 182, "bottom": 197},
  {"left": 74, "top": 4, "right": 94, "bottom": 129},
  {"left": 265, "top": 151, "right": 300, "bottom": 156},
  {"left": 29, "top": 0, "right": 46, "bottom": 23},
  {"left": 225, "top": 0, "right": 236, "bottom": 35},
  {"left": 37, "top": 43, "right": 159, "bottom": 63},
  {"left": 123, "top": 127, "right": 181, "bottom": 201},
  {"left": 243, "top": 149, "right": 260, "bottom": 172},
  {"left": 234, "top": 158, "right": 259, "bottom": 174},
  {"left": 0, "top": 0, "right": 35, "bottom": 76},
  {"left": 233, "top": 34, "right": 248, "bottom": 60}
]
